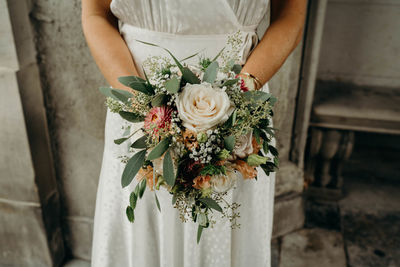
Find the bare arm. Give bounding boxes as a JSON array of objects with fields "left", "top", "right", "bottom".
[
  {"left": 241, "top": 0, "right": 307, "bottom": 87},
  {"left": 81, "top": 0, "right": 139, "bottom": 91}
]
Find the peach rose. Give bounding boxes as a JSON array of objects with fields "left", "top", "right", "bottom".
[
  {"left": 233, "top": 159, "right": 257, "bottom": 179},
  {"left": 192, "top": 175, "right": 211, "bottom": 190}
]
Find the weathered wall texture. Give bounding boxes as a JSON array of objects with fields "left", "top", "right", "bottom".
[
  {"left": 318, "top": 0, "right": 400, "bottom": 87},
  {"left": 30, "top": 0, "right": 304, "bottom": 261},
  {"left": 31, "top": 0, "right": 106, "bottom": 260}
]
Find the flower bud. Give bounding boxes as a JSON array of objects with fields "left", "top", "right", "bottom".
[{"left": 246, "top": 154, "right": 269, "bottom": 166}]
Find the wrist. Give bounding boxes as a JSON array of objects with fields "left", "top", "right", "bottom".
[{"left": 237, "top": 72, "right": 263, "bottom": 91}]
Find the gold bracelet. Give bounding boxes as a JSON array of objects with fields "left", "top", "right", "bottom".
[{"left": 239, "top": 72, "right": 263, "bottom": 90}]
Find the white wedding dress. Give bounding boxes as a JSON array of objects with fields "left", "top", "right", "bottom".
[{"left": 91, "top": 0, "right": 276, "bottom": 266}]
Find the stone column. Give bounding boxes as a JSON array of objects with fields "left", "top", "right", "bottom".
[{"left": 0, "top": 0, "right": 64, "bottom": 266}]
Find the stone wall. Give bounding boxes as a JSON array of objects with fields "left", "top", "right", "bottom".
[
  {"left": 27, "top": 0, "right": 305, "bottom": 262},
  {"left": 318, "top": 0, "right": 400, "bottom": 87}
]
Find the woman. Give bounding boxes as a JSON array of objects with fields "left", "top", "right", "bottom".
[{"left": 82, "top": 0, "right": 306, "bottom": 266}]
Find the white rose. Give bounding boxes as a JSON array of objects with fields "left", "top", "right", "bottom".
[
  {"left": 176, "top": 83, "right": 234, "bottom": 132},
  {"left": 210, "top": 167, "right": 239, "bottom": 193},
  {"left": 233, "top": 129, "right": 254, "bottom": 158}
]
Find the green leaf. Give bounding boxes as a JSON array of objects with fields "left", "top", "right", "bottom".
[
  {"left": 126, "top": 206, "right": 135, "bottom": 222},
  {"left": 203, "top": 61, "right": 219, "bottom": 83},
  {"left": 135, "top": 40, "right": 184, "bottom": 71},
  {"left": 253, "top": 128, "right": 261, "bottom": 145},
  {"left": 232, "top": 64, "right": 242, "bottom": 74},
  {"left": 226, "top": 59, "right": 235, "bottom": 71},
  {"left": 155, "top": 193, "right": 161, "bottom": 212},
  {"left": 212, "top": 47, "right": 225, "bottom": 61},
  {"left": 151, "top": 93, "right": 168, "bottom": 107},
  {"left": 138, "top": 178, "right": 146, "bottom": 198},
  {"left": 163, "top": 149, "right": 176, "bottom": 186},
  {"left": 165, "top": 76, "right": 180, "bottom": 94},
  {"left": 269, "top": 145, "right": 279, "bottom": 156},
  {"left": 118, "top": 76, "right": 146, "bottom": 86},
  {"left": 128, "top": 81, "right": 153, "bottom": 95},
  {"left": 197, "top": 225, "right": 204, "bottom": 244},
  {"left": 134, "top": 183, "right": 140, "bottom": 196},
  {"left": 222, "top": 78, "right": 239, "bottom": 87},
  {"left": 182, "top": 67, "right": 200, "bottom": 84},
  {"left": 114, "top": 137, "right": 129, "bottom": 145},
  {"left": 111, "top": 90, "right": 133, "bottom": 104},
  {"left": 231, "top": 109, "right": 237, "bottom": 126},
  {"left": 99, "top": 87, "right": 118, "bottom": 100},
  {"left": 172, "top": 194, "right": 178, "bottom": 205},
  {"left": 121, "top": 149, "right": 147, "bottom": 187},
  {"left": 263, "top": 139, "right": 269, "bottom": 154},
  {"left": 199, "top": 198, "right": 223, "bottom": 212},
  {"left": 129, "top": 191, "right": 137, "bottom": 209},
  {"left": 119, "top": 111, "right": 145, "bottom": 122},
  {"left": 224, "top": 135, "right": 235, "bottom": 152},
  {"left": 181, "top": 51, "right": 201, "bottom": 62},
  {"left": 198, "top": 213, "right": 208, "bottom": 227},
  {"left": 131, "top": 135, "right": 148, "bottom": 149},
  {"left": 147, "top": 138, "right": 171, "bottom": 161},
  {"left": 243, "top": 91, "right": 272, "bottom": 102}
]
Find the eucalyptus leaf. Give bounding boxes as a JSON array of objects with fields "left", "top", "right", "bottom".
[
  {"left": 224, "top": 135, "right": 235, "bottom": 152},
  {"left": 226, "top": 59, "right": 235, "bottom": 71},
  {"left": 165, "top": 76, "right": 180, "bottom": 94},
  {"left": 121, "top": 149, "right": 146, "bottom": 188},
  {"left": 163, "top": 149, "right": 176, "bottom": 186},
  {"left": 232, "top": 64, "right": 242, "bottom": 74},
  {"left": 147, "top": 138, "right": 171, "bottom": 161},
  {"left": 111, "top": 90, "right": 133, "bottom": 103},
  {"left": 197, "top": 225, "right": 204, "bottom": 244},
  {"left": 131, "top": 135, "right": 148, "bottom": 149},
  {"left": 203, "top": 61, "right": 219, "bottom": 83},
  {"left": 129, "top": 191, "right": 137, "bottom": 209},
  {"left": 243, "top": 91, "right": 272, "bottom": 102},
  {"left": 172, "top": 194, "right": 178, "bottom": 205},
  {"left": 263, "top": 140, "right": 269, "bottom": 154},
  {"left": 99, "top": 87, "right": 118, "bottom": 100},
  {"left": 182, "top": 67, "right": 201, "bottom": 84},
  {"left": 126, "top": 206, "right": 135, "bottom": 222},
  {"left": 114, "top": 137, "right": 129, "bottom": 145},
  {"left": 222, "top": 78, "right": 239, "bottom": 87},
  {"left": 118, "top": 76, "right": 146, "bottom": 86},
  {"left": 155, "top": 193, "right": 161, "bottom": 212},
  {"left": 128, "top": 81, "right": 153, "bottom": 95},
  {"left": 119, "top": 111, "right": 145, "bottom": 122},
  {"left": 199, "top": 198, "right": 223, "bottom": 212},
  {"left": 151, "top": 93, "right": 168, "bottom": 107},
  {"left": 198, "top": 213, "right": 208, "bottom": 227},
  {"left": 138, "top": 178, "right": 146, "bottom": 198}
]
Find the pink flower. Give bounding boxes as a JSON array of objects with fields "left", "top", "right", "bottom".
[
  {"left": 144, "top": 106, "right": 173, "bottom": 135},
  {"left": 239, "top": 78, "right": 249, "bottom": 92}
]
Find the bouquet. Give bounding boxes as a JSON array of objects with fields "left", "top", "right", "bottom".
[{"left": 99, "top": 34, "right": 279, "bottom": 243}]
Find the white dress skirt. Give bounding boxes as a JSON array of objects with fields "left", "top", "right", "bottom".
[{"left": 91, "top": 0, "right": 276, "bottom": 266}]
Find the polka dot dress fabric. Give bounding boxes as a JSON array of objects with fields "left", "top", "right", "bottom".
[{"left": 91, "top": 1, "right": 275, "bottom": 266}]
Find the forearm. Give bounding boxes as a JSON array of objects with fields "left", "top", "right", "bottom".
[
  {"left": 82, "top": 8, "right": 139, "bottom": 90},
  {"left": 241, "top": 0, "right": 307, "bottom": 86}
]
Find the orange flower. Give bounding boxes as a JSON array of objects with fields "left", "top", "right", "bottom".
[
  {"left": 137, "top": 166, "right": 157, "bottom": 190},
  {"left": 252, "top": 136, "right": 262, "bottom": 154},
  {"left": 233, "top": 159, "right": 257, "bottom": 179},
  {"left": 182, "top": 129, "right": 199, "bottom": 150},
  {"left": 192, "top": 175, "right": 211, "bottom": 190}
]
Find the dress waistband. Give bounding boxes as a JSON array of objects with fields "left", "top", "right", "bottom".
[{"left": 120, "top": 23, "right": 259, "bottom": 65}]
